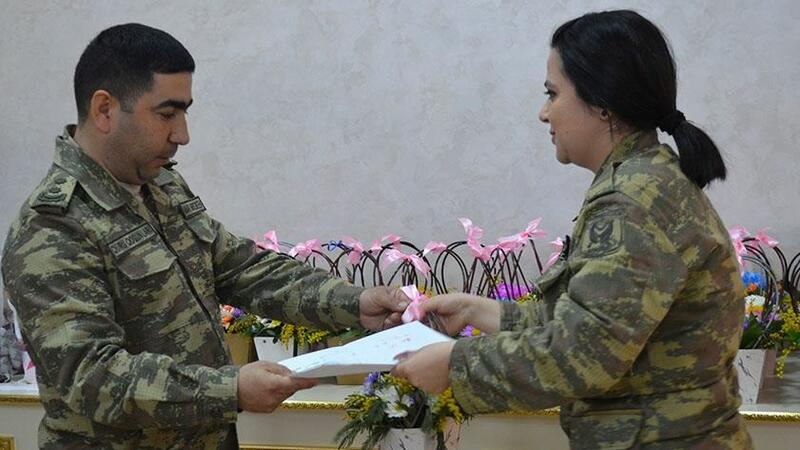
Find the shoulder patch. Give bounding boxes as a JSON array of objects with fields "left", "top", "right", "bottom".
[
  {"left": 31, "top": 175, "right": 77, "bottom": 214},
  {"left": 579, "top": 205, "right": 624, "bottom": 257}
]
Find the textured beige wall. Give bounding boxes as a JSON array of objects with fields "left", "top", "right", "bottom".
[{"left": 1, "top": 1, "right": 799, "bottom": 262}]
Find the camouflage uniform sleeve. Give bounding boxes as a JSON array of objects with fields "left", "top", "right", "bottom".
[
  {"left": 210, "top": 220, "right": 364, "bottom": 331},
  {"left": 2, "top": 213, "right": 239, "bottom": 429},
  {"left": 500, "top": 299, "right": 540, "bottom": 331},
  {"left": 448, "top": 192, "right": 688, "bottom": 413}
]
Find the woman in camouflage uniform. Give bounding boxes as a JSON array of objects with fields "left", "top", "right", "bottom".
[{"left": 395, "top": 10, "right": 753, "bottom": 449}]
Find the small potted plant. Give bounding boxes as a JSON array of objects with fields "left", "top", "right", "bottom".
[
  {"left": 736, "top": 269, "right": 800, "bottom": 402},
  {"left": 220, "top": 305, "right": 257, "bottom": 366},
  {"left": 253, "top": 319, "right": 331, "bottom": 361},
  {"left": 335, "top": 372, "right": 468, "bottom": 450}
]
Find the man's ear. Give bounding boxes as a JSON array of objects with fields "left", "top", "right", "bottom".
[
  {"left": 593, "top": 106, "right": 611, "bottom": 122},
  {"left": 88, "top": 90, "right": 118, "bottom": 134}
]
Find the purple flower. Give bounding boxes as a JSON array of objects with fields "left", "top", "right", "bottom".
[
  {"left": 363, "top": 372, "right": 380, "bottom": 395},
  {"left": 459, "top": 326, "right": 483, "bottom": 337},
  {"left": 232, "top": 308, "right": 244, "bottom": 319},
  {"left": 492, "top": 283, "right": 530, "bottom": 301}
]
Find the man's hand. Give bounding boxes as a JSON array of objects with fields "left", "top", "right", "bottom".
[
  {"left": 359, "top": 286, "right": 410, "bottom": 331},
  {"left": 422, "top": 294, "right": 502, "bottom": 336},
  {"left": 237, "top": 361, "right": 318, "bottom": 413},
  {"left": 392, "top": 341, "right": 456, "bottom": 395}
]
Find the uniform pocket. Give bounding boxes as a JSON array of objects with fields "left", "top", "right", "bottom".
[
  {"left": 115, "top": 237, "right": 177, "bottom": 280},
  {"left": 185, "top": 214, "right": 218, "bottom": 244},
  {"left": 565, "top": 410, "right": 643, "bottom": 450}
]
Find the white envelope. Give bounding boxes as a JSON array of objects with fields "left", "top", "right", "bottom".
[{"left": 278, "top": 321, "right": 453, "bottom": 378}]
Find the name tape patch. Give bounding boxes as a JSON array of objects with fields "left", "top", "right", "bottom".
[
  {"left": 108, "top": 224, "right": 156, "bottom": 258},
  {"left": 179, "top": 197, "right": 206, "bottom": 218}
]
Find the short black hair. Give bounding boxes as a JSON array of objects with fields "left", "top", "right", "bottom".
[
  {"left": 552, "top": 10, "right": 725, "bottom": 189},
  {"left": 74, "top": 23, "right": 195, "bottom": 124}
]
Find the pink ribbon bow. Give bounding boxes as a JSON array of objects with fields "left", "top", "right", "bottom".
[
  {"left": 289, "top": 239, "right": 321, "bottom": 258},
  {"left": 255, "top": 230, "right": 280, "bottom": 253},
  {"left": 459, "top": 218, "right": 493, "bottom": 261},
  {"left": 369, "top": 234, "right": 402, "bottom": 253},
  {"left": 400, "top": 285, "right": 427, "bottom": 323},
  {"left": 459, "top": 218, "right": 484, "bottom": 242},
  {"left": 543, "top": 237, "right": 564, "bottom": 271},
  {"left": 342, "top": 237, "right": 365, "bottom": 265},
  {"left": 383, "top": 249, "right": 431, "bottom": 275},
  {"left": 497, "top": 218, "right": 547, "bottom": 252},
  {"left": 423, "top": 241, "right": 447, "bottom": 256},
  {"left": 729, "top": 226, "right": 779, "bottom": 271},
  {"left": 754, "top": 228, "right": 778, "bottom": 248}
]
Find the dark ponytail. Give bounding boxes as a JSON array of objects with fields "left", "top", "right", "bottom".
[{"left": 551, "top": 10, "right": 726, "bottom": 189}]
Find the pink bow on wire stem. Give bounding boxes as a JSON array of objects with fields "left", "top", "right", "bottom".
[
  {"left": 423, "top": 241, "right": 447, "bottom": 256},
  {"left": 341, "top": 237, "right": 365, "bottom": 265},
  {"left": 754, "top": 228, "right": 778, "bottom": 248},
  {"left": 383, "top": 249, "right": 431, "bottom": 275},
  {"left": 400, "top": 285, "right": 427, "bottom": 323},
  {"left": 728, "top": 226, "right": 749, "bottom": 268},
  {"left": 498, "top": 218, "right": 548, "bottom": 252},
  {"left": 255, "top": 230, "right": 280, "bottom": 253},
  {"left": 543, "top": 237, "right": 564, "bottom": 271},
  {"left": 289, "top": 239, "right": 322, "bottom": 258},
  {"left": 728, "top": 226, "right": 779, "bottom": 271},
  {"left": 369, "top": 234, "right": 402, "bottom": 253},
  {"left": 459, "top": 218, "right": 492, "bottom": 261}
]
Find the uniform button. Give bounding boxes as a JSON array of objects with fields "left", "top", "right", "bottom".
[
  {"left": 54, "top": 176, "right": 67, "bottom": 184},
  {"left": 49, "top": 186, "right": 61, "bottom": 194}
]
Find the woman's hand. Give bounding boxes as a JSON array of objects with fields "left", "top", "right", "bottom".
[
  {"left": 392, "top": 341, "right": 456, "bottom": 395},
  {"left": 423, "top": 293, "right": 502, "bottom": 336}
]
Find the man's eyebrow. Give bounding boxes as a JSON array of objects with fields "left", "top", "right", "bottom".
[{"left": 154, "top": 99, "right": 193, "bottom": 110}]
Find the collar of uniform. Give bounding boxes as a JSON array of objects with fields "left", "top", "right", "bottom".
[
  {"left": 152, "top": 166, "right": 178, "bottom": 186},
  {"left": 584, "top": 130, "right": 659, "bottom": 202},
  {"left": 600, "top": 129, "right": 659, "bottom": 171},
  {"left": 54, "top": 125, "right": 135, "bottom": 211}
]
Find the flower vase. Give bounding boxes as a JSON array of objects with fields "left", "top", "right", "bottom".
[
  {"left": 379, "top": 421, "right": 460, "bottom": 450},
  {"left": 734, "top": 349, "right": 776, "bottom": 403},
  {"left": 224, "top": 333, "right": 254, "bottom": 367},
  {"left": 254, "top": 337, "right": 294, "bottom": 361}
]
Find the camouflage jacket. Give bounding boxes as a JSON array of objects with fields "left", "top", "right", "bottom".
[
  {"left": 449, "top": 131, "right": 753, "bottom": 449},
  {"left": 1, "top": 126, "right": 364, "bottom": 450}
]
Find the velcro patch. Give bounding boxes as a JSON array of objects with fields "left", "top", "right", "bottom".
[
  {"left": 179, "top": 197, "right": 206, "bottom": 218},
  {"left": 580, "top": 216, "right": 622, "bottom": 257},
  {"left": 108, "top": 224, "right": 156, "bottom": 258}
]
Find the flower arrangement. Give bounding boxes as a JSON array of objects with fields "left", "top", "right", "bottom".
[
  {"left": 274, "top": 322, "right": 331, "bottom": 349},
  {"left": 335, "top": 372, "right": 468, "bottom": 450},
  {"left": 739, "top": 271, "right": 800, "bottom": 377},
  {"left": 460, "top": 282, "right": 540, "bottom": 337},
  {"left": 730, "top": 226, "right": 800, "bottom": 378},
  {"left": 740, "top": 271, "right": 782, "bottom": 350},
  {"left": 220, "top": 304, "right": 342, "bottom": 353},
  {"left": 220, "top": 305, "right": 259, "bottom": 335}
]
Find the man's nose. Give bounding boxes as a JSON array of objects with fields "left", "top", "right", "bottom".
[{"left": 170, "top": 114, "right": 190, "bottom": 145}]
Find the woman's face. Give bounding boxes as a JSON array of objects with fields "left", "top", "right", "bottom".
[{"left": 538, "top": 49, "right": 611, "bottom": 172}]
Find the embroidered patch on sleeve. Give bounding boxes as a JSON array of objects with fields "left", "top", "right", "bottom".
[{"left": 580, "top": 212, "right": 623, "bottom": 257}]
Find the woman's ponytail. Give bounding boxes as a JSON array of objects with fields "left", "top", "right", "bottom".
[{"left": 659, "top": 110, "right": 726, "bottom": 189}]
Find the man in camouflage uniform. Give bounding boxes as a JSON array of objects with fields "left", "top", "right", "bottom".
[
  {"left": 1, "top": 24, "right": 407, "bottom": 450},
  {"left": 396, "top": 132, "right": 753, "bottom": 448}
]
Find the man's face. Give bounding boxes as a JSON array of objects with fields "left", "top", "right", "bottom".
[{"left": 106, "top": 72, "right": 193, "bottom": 184}]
